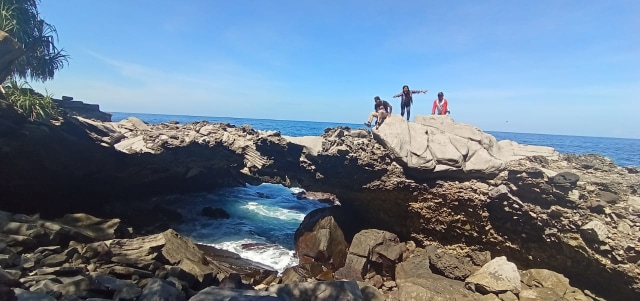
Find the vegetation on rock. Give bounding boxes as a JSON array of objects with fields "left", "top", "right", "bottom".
[{"left": 3, "top": 79, "right": 57, "bottom": 120}]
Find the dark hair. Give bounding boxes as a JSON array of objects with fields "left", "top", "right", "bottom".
[
  {"left": 438, "top": 92, "right": 444, "bottom": 97},
  {"left": 402, "top": 85, "right": 409, "bottom": 89},
  {"left": 374, "top": 96, "right": 380, "bottom": 100}
]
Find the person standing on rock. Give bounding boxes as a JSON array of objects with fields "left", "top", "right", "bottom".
[
  {"left": 364, "top": 96, "right": 392, "bottom": 128},
  {"left": 393, "top": 85, "right": 428, "bottom": 121},
  {"left": 432, "top": 91, "right": 449, "bottom": 115}
]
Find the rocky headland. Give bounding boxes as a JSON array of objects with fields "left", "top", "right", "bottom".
[{"left": 1, "top": 101, "right": 639, "bottom": 301}]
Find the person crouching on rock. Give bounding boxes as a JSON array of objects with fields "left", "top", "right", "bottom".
[
  {"left": 374, "top": 104, "right": 389, "bottom": 129},
  {"left": 393, "top": 85, "right": 428, "bottom": 121},
  {"left": 432, "top": 91, "right": 449, "bottom": 115},
  {"left": 365, "top": 96, "right": 392, "bottom": 128}
]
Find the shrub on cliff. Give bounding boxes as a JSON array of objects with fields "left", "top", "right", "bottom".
[{"left": 3, "top": 79, "right": 58, "bottom": 120}]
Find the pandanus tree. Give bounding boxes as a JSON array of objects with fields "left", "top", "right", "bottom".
[
  {"left": 0, "top": 0, "right": 68, "bottom": 120},
  {"left": 1, "top": 0, "right": 69, "bottom": 83}
]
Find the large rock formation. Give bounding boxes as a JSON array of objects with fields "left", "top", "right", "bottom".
[
  {"left": 0, "top": 104, "right": 638, "bottom": 300},
  {"left": 372, "top": 115, "right": 557, "bottom": 178}
]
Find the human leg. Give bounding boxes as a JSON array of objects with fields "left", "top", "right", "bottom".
[
  {"left": 375, "top": 111, "right": 388, "bottom": 129},
  {"left": 406, "top": 105, "right": 411, "bottom": 121},
  {"left": 400, "top": 103, "right": 406, "bottom": 118},
  {"left": 365, "top": 112, "right": 379, "bottom": 126}
]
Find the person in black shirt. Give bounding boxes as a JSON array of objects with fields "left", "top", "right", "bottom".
[
  {"left": 392, "top": 85, "right": 428, "bottom": 121},
  {"left": 365, "top": 96, "right": 392, "bottom": 128}
]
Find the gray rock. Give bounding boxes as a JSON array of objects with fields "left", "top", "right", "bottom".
[
  {"left": 349, "top": 230, "right": 394, "bottom": 258},
  {"left": 54, "top": 213, "right": 124, "bottom": 241},
  {"left": 596, "top": 191, "right": 619, "bottom": 204},
  {"left": 563, "top": 287, "right": 593, "bottom": 301},
  {"left": 360, "top": 285, "right": 385, "bottom": 301},
  {"left": 12, "top": 288, "right": 56, "bottom": 301},
  {"left": 137, "top": 278, "right": 182, "bottom": 301},
  {"left": 190, "top": 287, "right": 285, "bottom": 301},
  {"left": 551, "top": 172, "right": 580, "bottom": 186},
  {"left": 397, "top": 274, "right": 482, "bottom": 301},
  {"left": 395, "top": 253, "right": 431, "bottom": 280},
  {"left": 429, "top": 251, "right": 475, "bottom": 280},
  {"left": 488, "top": 185, "right": 510, "bottom": 199},
  {"left": 34, "top": 266, "right": 85, "bottom": 276},
  {"left": 40, "top": 253, "right": 68, "bottom": 267},
  {"left": 580, "top": 220, "right": 609, "bottom": 243},
  {"left": 520, "top": 269, "right": 571, "bottom": 296},
  {"left": 55, "top": 275, "right": 91, "bottom": 296},
  {"left": 267, "top": 281, "right": 363, "bottom": 301},
  {"left": 334, "top": 254, "right": 367, "bottom": 281},
  {"left": 498, "top": 291, "right": 518, "bottom": 301},
  {"left": 465, "top": 256, "right": 521, "bottom": 294},
  {"left": 468, "top": 251, "right": 491, "bottom": 266},
  {"left": 519, "top": 287, "right": 564, "bottom": 301},
  {"left": 108, "top": 266, "right": 154, "bottom": 278},
  {"left": 348, "top": 130, "right": 370, "bottom": 138}
]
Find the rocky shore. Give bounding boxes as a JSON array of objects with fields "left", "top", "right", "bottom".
[{"left": 1, "top": 101, "right": 639, "bottom": 300}]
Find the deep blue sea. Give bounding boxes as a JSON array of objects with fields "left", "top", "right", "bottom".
[{"left": 110, "top": 111, "right": 639, "bottom": 272}]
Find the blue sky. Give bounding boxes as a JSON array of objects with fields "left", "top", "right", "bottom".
[{"left": 31, "top": 0, "right": 639, "bottom": 138}]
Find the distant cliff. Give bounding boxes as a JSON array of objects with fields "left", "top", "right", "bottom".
[{"left": 53, "top": 95, "right": 112, "bottom": 121}]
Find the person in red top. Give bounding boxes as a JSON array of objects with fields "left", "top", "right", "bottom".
[{"left": 432, "top": 91, "right": 449, "bottom": 115}]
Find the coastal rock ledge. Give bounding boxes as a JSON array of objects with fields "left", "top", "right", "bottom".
[{"left": 1, "top": 101, "right": 639, "bottom": 300}]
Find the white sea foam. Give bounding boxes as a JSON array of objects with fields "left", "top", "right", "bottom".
[
  {"left": 212, "top": 239, "right": 298, "bottom": 273},
  {"left": 289, "top": 187, "right": 305, "bottom": 194},
  {"left": 241, "top": 202, "right": 306, "bottom": 221}
]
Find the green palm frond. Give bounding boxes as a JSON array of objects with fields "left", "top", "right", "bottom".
[{"left": 0, "top": 0, "right": 69, "bottom": 82}]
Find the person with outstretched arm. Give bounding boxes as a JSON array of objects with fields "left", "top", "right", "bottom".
[
  {"left": 432, "top": 91, "right": 449, "bottom": 115},
  {"left": 393, "top": 85, "right": 427, "bottom": 121}
]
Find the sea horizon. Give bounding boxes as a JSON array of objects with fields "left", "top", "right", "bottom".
[
  {"left": 109, "top": 111, "right": 640, "bottom": 167},
  {"left": 109, "top": 111, "right": 640, "bottom": 141}
]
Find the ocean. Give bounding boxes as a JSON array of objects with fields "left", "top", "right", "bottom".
[{"left": 110, "top": 111, "right": 640, "bottom": 273}]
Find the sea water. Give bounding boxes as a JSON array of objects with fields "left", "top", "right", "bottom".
[
  {"left": 161, "top": 184, "right": 327, "bottom": 273},
  {"left": 110, "top": 112, "right": 640, "bottom": 272}
]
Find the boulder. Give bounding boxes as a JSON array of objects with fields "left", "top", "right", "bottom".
[
  {"left": 465, "top": 256, "right": 521, "bottom": 294},
  {"left": 294, "top": 208, "right": 349, "bottom": 270},
  {"left": 519, "top": 287, "right": 564, "bottom": 301},
  {"left": 580, "top": 221, "right": 609, "bottom": 243},
  {"left": 54, "top": 213, "right": 125, "bottom": 241},
  {"left": 189, "top": 286, "right": 284, "bottom": 301},
  {"left": 429, "top": 251, "right": 476, "bottom": 281},
  {"left": 373, "top": 115, "right": 556, "bottom": 179},
  {"left": 521, "top": 269, "right": 572, "bottom": 296},
  {"left": 335, "top": 229, "right": 404, "bottom": 280},
  {"left": 395, "top": 252, "right": 431, "bottom": 280},
  {"left": 397, "top": 274, "right": 482, "bottom": 301},
  {"left": 267, "top": 281, "right": 364, "bottom": 301}
]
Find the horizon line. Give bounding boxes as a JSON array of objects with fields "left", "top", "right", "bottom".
[{"left": 108, "top": 111, "right": 640, "bottom": 141}]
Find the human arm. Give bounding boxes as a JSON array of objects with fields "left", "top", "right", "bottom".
[
  {"left": 441, "top": 99, "right": 448, "bottom": 115},
  {"left": 431, "top": 100, "right": 437, "bottom": 115},
  {"left": 411, "top": 90, "right": 428, "bottom": 94},
  {"left": 388, "top": 103, "right": 393, "bottom": 114},
  {"left": 392, "top": 93, "right": 402, "bottom": 98}
]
